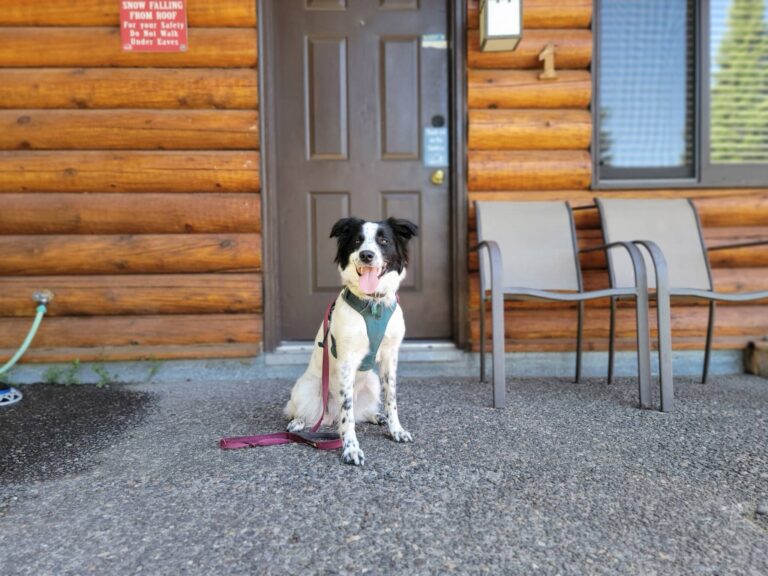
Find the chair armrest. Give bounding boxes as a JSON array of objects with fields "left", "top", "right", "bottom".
[
  {"left": 579, "top": 241, "right": 649, "bottom": 291},
  {"left": 707, "top": 239, "right": 768, "bottom": 252},
  {"left": 629, "top": 240, "right": 670, "bottom": 295},
  {"left": 472, "top": 240, "right": 503, "bottom": 298}
]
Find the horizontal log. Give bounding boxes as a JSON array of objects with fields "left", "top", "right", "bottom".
[
  {"left": 469, "top": 336, "right": 753, "bottom": 353},
  {"left": 468, "top": 268, "right": 768, "bottom": 311},
  {"left": 469, "top": 305, "right": 768, "bottom": 341},
  {"left": 466, "top": 190, "right": 768, "bottom": 229},
  {"left": 467, "top": 0, "right": 592, "bottom": 29},
  {"left": 0, "top": 193, "right": 260, "bottom": 234},
  {"left": 0, "top": 234, "right": 261, "bottom": 275},
  {"left": 469, "top": 109, "right": 591, "bottom": 150},
  {"left": 468, "top": 70, "right": 591, "bottom": 109},
  {"left": 468, "top": 29, "right": 592, "bottom": 70},
  {"left": 0, "top": 1, "right": 257, "bottom": 27},
  {"left": 0, "top": 314, "right": 261, "bottom": 349},
  {"left": 0, "top": 343, "right": 260, "bottom": 364},
  {"left": 468, "top": 228, "right": 768, "bottom": 271},
  {"left": 0, "top": 151, "right": 260, "bottom": 193},
  {"left": 0, "top": 274, "right": 262, "bottom": 317},
  {"left": 0, "top": 69, "right": 258, "bottom": 109},
  {"left": 0, "top": 27, "right": 257, "bottom": 67},
  {"left": 468, "top": 151, "right": 592, "bottom": 191},
  {"left": 0, "top": 110, "right": 259, "bottom": 150}
]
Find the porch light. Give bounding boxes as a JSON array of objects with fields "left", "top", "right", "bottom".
[{"left": 479, "top": 0, "right": 523, "bottom": 52}]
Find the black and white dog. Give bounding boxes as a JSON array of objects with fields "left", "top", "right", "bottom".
[{"left": 284, "top": 217, "right": 418, "bottom": 466}]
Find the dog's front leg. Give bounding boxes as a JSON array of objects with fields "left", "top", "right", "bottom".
[
  {"left": 380, "top": 347, "right": 412, "bottom": 443},
  {"left": 337, "top": 361, "right": 365, "bottom": 466}
]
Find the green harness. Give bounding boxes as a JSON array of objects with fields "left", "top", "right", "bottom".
[{"left": 329, "top": 288, "right": 398, "bottom": 372}]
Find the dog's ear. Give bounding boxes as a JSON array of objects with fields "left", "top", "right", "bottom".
[
  {"left": 330, "top": 217, "right": 364, "bottom": 239},
  {"left": 386, "top": 217, "right": 418, "bottom": 241}
]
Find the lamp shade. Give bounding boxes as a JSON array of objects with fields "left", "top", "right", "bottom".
[{"left": 479, "top": 0, "right": 522, "bottom": 52}]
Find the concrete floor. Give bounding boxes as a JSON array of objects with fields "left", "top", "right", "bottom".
[{"left": 1, "top": 375, "right": 767, "bottom": 575}]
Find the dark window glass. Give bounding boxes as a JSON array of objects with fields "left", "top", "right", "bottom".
[{"left": 598, "top": 0, "right": 696, "bottom": 178}]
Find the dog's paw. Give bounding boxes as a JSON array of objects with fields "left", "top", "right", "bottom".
[
  {"left": 342, "top": 444, "right": 365, "bottom": 466},
  {"left": 286, "top": 418, "right": 305, "bottom": 432},
  {"left": 367, "top": 413, "right": 388, "bottom": 426},
  {"left": 388, "top": 428, "right": 413, "bottom": 443}
]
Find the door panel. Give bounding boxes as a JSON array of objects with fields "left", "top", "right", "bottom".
[{"left": 275, "top": 0, "right": 450, "bottom": 340}]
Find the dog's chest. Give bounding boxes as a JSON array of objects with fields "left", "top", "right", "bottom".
[{"left": 330, "top": 290, "right": 397, "bottom": 371}]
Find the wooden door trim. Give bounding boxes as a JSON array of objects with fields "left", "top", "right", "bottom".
[
  {"left": 258, "top": 0, "right": 280, "bottom": 351},
  {"left": 449, "top": 0, "right": 468, "bottom": 348},
  {"left": 258, "top": 0, "right": 469, "bottom": 351}
]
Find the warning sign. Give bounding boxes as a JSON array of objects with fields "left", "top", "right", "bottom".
[{"left": 120, "top": 1, "right": 188, "bottom": 52}]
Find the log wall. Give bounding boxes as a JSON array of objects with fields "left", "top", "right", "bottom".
[
  {"left": 466, "top": 0, "right": 768, "bottom": 353},
  {"left": 0, "top": 0, "right": 261, "bottom": 363}
]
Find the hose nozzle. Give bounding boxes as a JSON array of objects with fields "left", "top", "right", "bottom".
[{"left": 33, "top": 289, "right": 55, "bottom": 305}]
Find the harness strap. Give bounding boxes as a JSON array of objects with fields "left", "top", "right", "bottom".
[{"left": 219, "top": 299, "right": 342, "bottom": 451}]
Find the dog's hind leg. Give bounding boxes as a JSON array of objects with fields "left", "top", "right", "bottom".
[
  {"left": 286, "top": 418, "right": 305, "bottom": 432},
  {"left": 354, "top": 371, "right": 381, "bottom": 425}
]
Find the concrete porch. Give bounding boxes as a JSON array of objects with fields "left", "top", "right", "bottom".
[{"left": 2, "top": 374, "right": 767, "bottom": 575}]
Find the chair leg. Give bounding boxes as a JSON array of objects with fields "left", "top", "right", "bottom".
[
  {"left": 491, "top": 282, "right": 506, "bottom": 409},
  {"left": 656, "top": 287, "right": 674, "bottom": 413},
  {"left": 634, "top": 293, "right": 652, "bottom": 410},
  {"left": 702, "top": 301, "right": 716, "bottom": 384},
  {"left": 575, "top": 301, "right": 584, "bottom": 383},
  {"left": 479, "top": 296, "right": 487, "bottom": 383},
  {"left": 608, "top": 296, "right": 616, "bottom": 384}
]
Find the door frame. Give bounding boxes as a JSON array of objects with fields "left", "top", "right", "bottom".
[{"left": 258, "top": 0, "right": 468, "bottom": 351}]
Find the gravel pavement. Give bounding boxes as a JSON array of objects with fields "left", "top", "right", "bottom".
[{"left": 1, "top": 375, "right": 767, "bottom": 575}]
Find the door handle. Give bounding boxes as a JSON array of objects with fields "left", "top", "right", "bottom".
[{"left": 430, "top": 169, "right": 445, "bottom": 185}]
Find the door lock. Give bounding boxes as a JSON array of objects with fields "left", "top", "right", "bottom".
[{"left": 430, "top": 169, "right": 445, "bottom": 185}]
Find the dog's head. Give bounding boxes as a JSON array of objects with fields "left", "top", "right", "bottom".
[{"left": 330, "top": 217, "right": 418, "bottom": 298}]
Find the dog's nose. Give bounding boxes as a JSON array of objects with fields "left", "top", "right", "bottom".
[{"left": 359, "top": 250, "right": 375, "bottom": 264}]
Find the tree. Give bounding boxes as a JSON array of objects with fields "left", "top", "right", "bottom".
[{"left": 710, "top": 0, "right": 768, "bottom": 163}]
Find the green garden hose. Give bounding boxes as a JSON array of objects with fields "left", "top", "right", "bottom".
[
  {"left": 0, "top": 304, "right": 47, "bottom": 376},
  {"left": 0, "top": 291, "right": 53, "bottom": 406}
]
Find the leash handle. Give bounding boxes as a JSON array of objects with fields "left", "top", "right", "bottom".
[{"left": 220, "top": 432, "right": 342, "bottom": 451}]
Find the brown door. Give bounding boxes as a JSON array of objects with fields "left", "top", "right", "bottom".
[{"left": 273, "top": 0, "right": 451, "bottom": 340}]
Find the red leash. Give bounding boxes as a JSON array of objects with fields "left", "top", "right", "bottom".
[{"left": 220, "top": 300, "right": 342, "bottom": 451}]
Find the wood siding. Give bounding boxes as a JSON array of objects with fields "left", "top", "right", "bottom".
[
  {"left": 1, "top": 0, "right": 764, "bottom": 365},
  {"left": 466, "top": 0, "right": 768, "bottom": 353},
  {"left": 0, "top": 0, "right": 261, "bottom": 363}
]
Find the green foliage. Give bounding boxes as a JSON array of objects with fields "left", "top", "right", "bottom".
[
  {"left": 710, "top": 0, "right": 768, "bottom": 163},
  {"left": 145, "top": 358, "right": 163, "bottom": 383},
  {"left": 0, "top": 372, "right": 11, "bottom": 386},
  {"left": 43, "top": 359, "right": 81, "bottom": 386},
  {"left": 91, "top": 363, "right": 116, "bottom": 389}
]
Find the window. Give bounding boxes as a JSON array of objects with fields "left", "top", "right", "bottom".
[{"left": 595, "top": 0, "right": 768, "bottom": 187}]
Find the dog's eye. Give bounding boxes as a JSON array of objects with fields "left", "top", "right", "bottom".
[{"left": 377, "top": 237, "right": 389, "bottom": 245}]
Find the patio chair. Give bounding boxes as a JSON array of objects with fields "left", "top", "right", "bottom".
[
  {"left": 596, "top": 198, "right": 768, "bottom": 412},
  {"left": 473, "top": 201, "right": 654, "bottom": 409}
]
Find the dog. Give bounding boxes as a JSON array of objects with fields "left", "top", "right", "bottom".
[{"left": 284, "top": 217, "right": 418, "bottom": 466}]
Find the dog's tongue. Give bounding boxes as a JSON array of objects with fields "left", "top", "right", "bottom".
[{"left": 359, "top": 267, "right": 380, "bottom": 295}]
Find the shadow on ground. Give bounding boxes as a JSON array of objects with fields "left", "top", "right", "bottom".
[{"left": 0, "top": 384, "right": 153, "bottom": 483}]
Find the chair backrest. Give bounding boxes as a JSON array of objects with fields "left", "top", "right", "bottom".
[
  {"left": 597, "top": 198, "right": 712, "bottom": 290},
  {"left": 475, "top": 201, "right": 581, "bottom": 293}
]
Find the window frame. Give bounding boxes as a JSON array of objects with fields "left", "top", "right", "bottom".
[{"left": 593, "top": 0, "right": 768, "bottom": 189}]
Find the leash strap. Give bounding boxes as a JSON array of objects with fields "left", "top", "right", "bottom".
[{"left": 219, "top": 299, "right": 342, "bottom": 451}]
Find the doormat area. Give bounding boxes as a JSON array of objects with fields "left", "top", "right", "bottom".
[{"left": 0, "top": 384, "right": 153, "bottom": 483}]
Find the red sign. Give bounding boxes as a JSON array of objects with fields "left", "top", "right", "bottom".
[{"left": 120, "top": 1, "right": 188, "bottom": 52}]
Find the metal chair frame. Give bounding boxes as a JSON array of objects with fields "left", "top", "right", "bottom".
[
  {"left": 473, "top": 201, "right": 654, "bottom": 409},
  {"left": 596, "top": 198, "right": 768, "bottom": 412}
]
